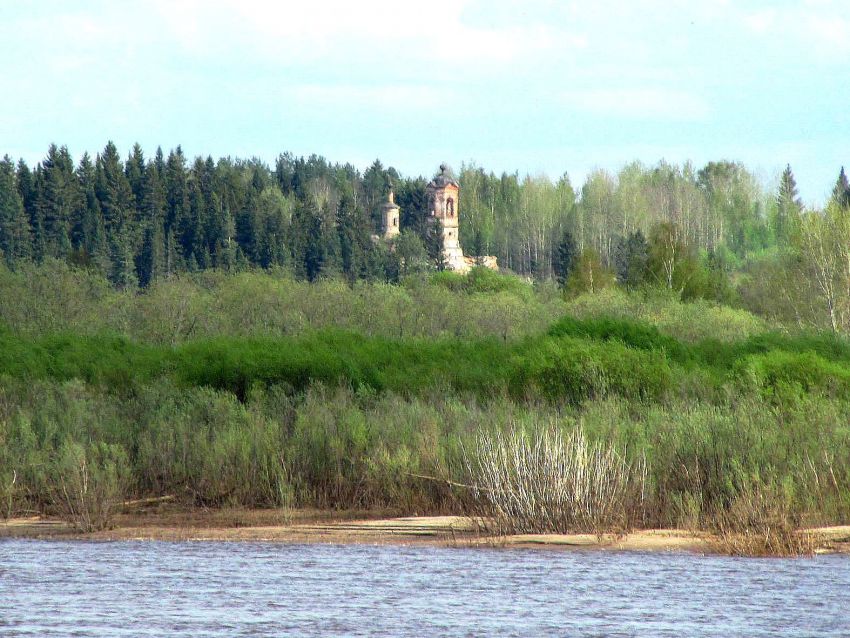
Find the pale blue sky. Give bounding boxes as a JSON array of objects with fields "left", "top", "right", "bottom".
[{"left": 1, "top": 0, "right": 847, "bottom": 204}]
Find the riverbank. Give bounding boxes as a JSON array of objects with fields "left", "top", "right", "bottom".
[{"left": 3, "top": 506, "right": 850, "bottom": 555}]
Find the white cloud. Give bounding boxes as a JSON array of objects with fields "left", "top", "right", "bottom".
[{"left": 145, "top": 0, "right": 565, "bottom": 68}]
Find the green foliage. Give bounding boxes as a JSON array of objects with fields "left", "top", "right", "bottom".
[
  {"left": 566, "top": 287, "right": 766, "bottom": 342},
  {"left": 565, "top": 249, "right": 615, "bottom": 297},
  {"left": 510, "top": 335, "right": 672, "bottom": 403},
  {"left": 48, "top": 440, "right": 129, "bottom": 531},
  {"left": 2, "top": 257, "right": 850, "bottom": 532},
  {"left": 553, "top": 229, "right": 577, "bottom": 286},
  {"left": 1, "top": 143, "right": 818, "bottom": 293},
  {"left": 429, "top": 266, "right": 532, "bottom": 299}
]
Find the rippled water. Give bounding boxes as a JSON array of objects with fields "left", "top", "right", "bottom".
[{"left": 1, "top": 539, "right": 848, "bottom": 637}]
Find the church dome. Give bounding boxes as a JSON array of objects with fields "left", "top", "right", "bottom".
[{"left": 428, "top": 163, "right": 459, "bottom": 188}]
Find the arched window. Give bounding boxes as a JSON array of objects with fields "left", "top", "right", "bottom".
[{"left": 447, "top": 198, "right": 455, "bottom": 216}]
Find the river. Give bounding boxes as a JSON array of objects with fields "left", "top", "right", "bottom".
[{"left": 0, "top": 539, "right": 847, "bottom": 636}]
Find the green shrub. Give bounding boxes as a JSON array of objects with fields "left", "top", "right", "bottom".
[
  {"left": 48, "top": 440, "right": 129, "bottom": 532},
  {"left": 510, "top": 336, "right": 672, "bottom": 403}
]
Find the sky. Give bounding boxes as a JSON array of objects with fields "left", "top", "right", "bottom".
[{"left": 1, "top": 0, "right": 848, "bottom": 205}]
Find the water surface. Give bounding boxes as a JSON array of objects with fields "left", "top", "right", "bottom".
[{"left": 1, "top": 539, "right": 847, "bottom": 637}]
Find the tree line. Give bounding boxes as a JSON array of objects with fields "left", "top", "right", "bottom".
[{"left": 1, "top": 143, "right": 849, "bottom": 302}]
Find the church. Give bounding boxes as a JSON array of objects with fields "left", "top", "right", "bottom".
[{"left": 379, "top": 164, "right": 497, "bottom": 274}]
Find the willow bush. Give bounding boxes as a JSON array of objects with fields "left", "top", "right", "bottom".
[{"left": 463, "top": 427, "right": 645, "bottom": 535}]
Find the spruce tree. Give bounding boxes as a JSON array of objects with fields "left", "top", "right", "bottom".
[
  {"left": 136, "top": 221, "right": 164, "bottom": 287},
  {"left": 291, "top": 201, "right": 325, "bottom": 280},
  {"left": 109, "top": 233, "right": 138, "bottom": 288},
  {"left": 336, "top": 191, "right": 372, "bottom": 281},
  {"left": 831, "top": 167, "right": 850, "bottom": 209},
  {"left": 0, "top": 156, "right": 31, "bottom": 263},
  {"left": 125, "top": 143, "right": 146, "bottom": 213},
  {"left": 214, "top": 205, "right": 237, "bottom": 270},
  {"left": 38, "top": 144, "right": 77, "bottom": 259},
  {"left": 553, "top": 229, "right": 577, "bottom": 287},
  {"left": 614, "top": 230, "right": 648, "bottom": 288},
  {"left": 164, "top": 146, "right": 189, "bottom": 240},
  {"left": 95, "top": 141, "right": 134, "bottom": 236},
  {"left": 71, "top": 153, "right": 107, "bottom": 266},
  {"left": 775, "top": 164, "right": 802, "bottom": 243}
]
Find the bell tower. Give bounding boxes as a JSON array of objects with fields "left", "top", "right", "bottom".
[
  {"left": 426, "top": 164, "right": 465, "bottom": 270},
  {"left": 380, "top": 189, "right": 400, "bottom": 240}
]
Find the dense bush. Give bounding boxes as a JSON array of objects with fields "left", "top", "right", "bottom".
[
  {"left": 3, "top": 266, "right": 850, "bottom": 540},
  {"left": 509, "top": 336, "right": 672, "bottom": 403},
  {"left": 2, "top": 380, "right": 850, "bottom": 532}
]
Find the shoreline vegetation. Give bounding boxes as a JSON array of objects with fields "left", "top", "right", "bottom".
[{"left": 3, "top": 266, "right": 850, "bottom": 556}]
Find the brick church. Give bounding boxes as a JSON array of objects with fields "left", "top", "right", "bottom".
[{"left": 380, "top": 164, "right": 497, "bottom": 273}]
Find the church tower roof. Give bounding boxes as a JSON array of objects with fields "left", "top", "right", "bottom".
[
  {"left": 428, "top": 163, "right": 459, "bottom": 188},
  {"left": 380, "top": 189, "right": 399, "bottom": 211}
]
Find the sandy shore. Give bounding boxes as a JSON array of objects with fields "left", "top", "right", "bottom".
[{"left": 3, "top": 506, "right": 850, "bottom": 554}]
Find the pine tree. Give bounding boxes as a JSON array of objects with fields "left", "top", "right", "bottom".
[
  {"left": 0, "top": 156, "right": 31, "bottom": 263},
  {"left": 775, "top": 164, "right": 802, "bottom": 243}
]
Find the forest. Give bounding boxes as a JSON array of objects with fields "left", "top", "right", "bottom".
[
  {"left": 3, "top": 143, "right": 850, "bottom": 554},
  {"left": 2, "top": 142, "right": 850, "bottom": 334}
]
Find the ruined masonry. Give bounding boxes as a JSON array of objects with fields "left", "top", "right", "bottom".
[{"left": 380, "top": 163, "right": 497, "bottom": 274}]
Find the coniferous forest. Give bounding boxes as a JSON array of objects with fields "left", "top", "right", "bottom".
[{"left": 4, "top": 142, "right": 850, "bottom": 553}]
